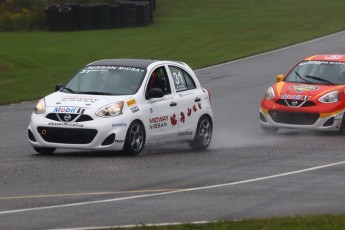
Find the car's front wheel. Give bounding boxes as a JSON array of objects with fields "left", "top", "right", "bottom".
[
  {"left": 123, "top": 120, "right": 146, "bottom": 155},
  {"left": 33, "top": 147, "right": 56, "bottom": 155},
  {"left": 338, "top": 116, "right": 345, "bottom": 134},
  {"left": 189, "top": 115, "right": 213, "bottom": 150}
]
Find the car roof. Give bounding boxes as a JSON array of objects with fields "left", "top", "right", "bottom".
[
  {"left": 304, "top": 54, "right": 345, "bottom": 62},
  {"left": 87, "top": 59, "right": 158, "bottom": 68}
]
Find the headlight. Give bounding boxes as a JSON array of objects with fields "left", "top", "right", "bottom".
[
  {"left": 96, "top": 102, "right": 124, "bottom": 117},
  {"left": 265, "top": 87, "right": 275, "bottom": 100},
  {"left": 34, "top": 98, "right": 46, "bottom": 114},
  {"left": 319, "top": 91, "right": 340, "bottom": 103}
]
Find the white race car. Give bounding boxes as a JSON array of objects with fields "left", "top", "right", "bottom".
[{"left": 28, "top": 59, "right": 214, "bottom": 155}]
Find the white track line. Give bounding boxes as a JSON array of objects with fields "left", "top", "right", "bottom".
[
  {"left": 49, "top": 220, "right": 218, "bottom": 230},
  {"left": 0, "top": 160, "right": 344, "bottom": 216}
]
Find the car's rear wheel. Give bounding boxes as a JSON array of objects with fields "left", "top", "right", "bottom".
[
  {"left": 33, "top": 147, "right": 56, "bottom": 154},
  {"left": 189, "top": 115, "right": 213, "bottom": 150},
  {"left": 261, "top": 125, "right": 279, "bottom": 134},
  {"left": 123, "top": 120, "right": 145, "bottom": 155}
]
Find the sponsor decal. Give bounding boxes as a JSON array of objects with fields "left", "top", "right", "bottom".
[
  {"left": 80, "top": 66, "right": 145, "bottom": 73},
  {"left": 130, "top": 106, "right": 139, "bottom": 113},
  {"left": 53, "top": 107, "right": 85, "bottom": 114},
  {"left": 178, "top": 92, "right": 194, "bottom": 97},
  {"left": 290, "top": 85, "right": 319, "bottom": 93},
  {"left": 126, "top": 98, "right": 137, "bottom": 107},
  {"left": 178, "top": 131, "right": 193, "bottom": 137},
  {"left": 61, "top": 96, "right": 100, "bottom": 104},
  {"left": 299, "top": 61, "right": 344, "bottom": 66},
  {"left": 149, "top": 103, "right": 203, "bottom": 129},
  {"left": 115, "top": 140, "right": 125, "bottom": 143},
  {"left": 150, "top": 116, "right": 169, "bottom": 123},
  {"left": 281, "top": 94, "right": 309, "bottom": 100},
  {"left": 112, "top": 123, "right": 126, "bottom": 128},
  {"left": 150, "top": 96, "right": 174, "bottom": 104},
  {"left": 149, "top": 115, "right": 169, "bottom": 129},
  {"left": 324, "top": 55, "right": 343, "bottom": 60},
  {"left": 48, "top": 122, "right": 84, "bottom": 128}
]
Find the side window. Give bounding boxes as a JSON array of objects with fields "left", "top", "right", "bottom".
[
  {"left": 146, "top": 66, "right": 171, "bottom": 98},
  {"left": 169, "top": 66, "right": 196, "bottom": 92},
  {"left": 183, "top": 70, "right": 196, "bottom": 90}
]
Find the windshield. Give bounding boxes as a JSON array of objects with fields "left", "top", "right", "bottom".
[
  {"left": 62, "top": 65, "right": 147, "bottom": 95},
  {"left": 284, "top": 60, "right": 345, "bottom": 85}
]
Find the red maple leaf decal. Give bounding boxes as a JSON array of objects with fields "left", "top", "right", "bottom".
[
  {"left": 187, "top": 108, "right": 192, "bottom": 117},
  {"left": 193, "top": 105, "right": 197, "bottom": 112},
  {"left": 198, "top": 103, "right": 202, "bottom": 109},
  {"left": 170, "top": 113, "right": 177, "bottom": 126},
  {"left": 180, "top": 112, "right": 185, "bottom": 123}
]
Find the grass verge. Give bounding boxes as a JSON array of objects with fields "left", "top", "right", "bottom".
[
  {"left": 1, "top": 0, "right": 345, "bottom": 104},
  {"left": 113, "top": 214, "right": 345, "bottom": 230}
]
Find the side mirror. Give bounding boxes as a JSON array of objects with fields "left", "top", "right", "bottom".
[
  {"left": 149, "top": 88, "right": 164, "bottom": 98},
  {"left": 276, "top": 74, "right": 284, "bottom": 82},
  {"left": 55, "top": 84, "right": 63, "bottom": 91}
]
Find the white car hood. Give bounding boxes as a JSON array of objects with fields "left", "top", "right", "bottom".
[{"left": 45, "top": 92, "right": 132, "bottom": 109}]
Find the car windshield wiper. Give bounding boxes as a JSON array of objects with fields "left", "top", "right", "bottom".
[
  {"left": 78, "top": 91, "right": 113, "bottom": 95},
  {"left": 62, "top": 87, "right": 77, "bottom": 94},
  {"left": 304, "top": 75, "right": 334, "bottom": 85},
  {"left": 294, "top": 71, "right": 313, "bottom": 84}
]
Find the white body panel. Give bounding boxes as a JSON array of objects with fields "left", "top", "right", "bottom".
[{"left": 28, "top": 60, "right": 213, "bottom": 153}]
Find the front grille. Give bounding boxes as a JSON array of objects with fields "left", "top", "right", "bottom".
[
  {"left": 37, "top": 127, "right": 97, "bottom": 144},
  {"left": 46, "top": 113, "right": 93, "bottom": 122},
  {"left": 276, "top": 99, "right": 316, "bottom": 107},
  {"left": 269, "top": 110, "right": 319, "bottom": 125},
  {"left": 76, "top": 115, "right": 93, "bottom": 122}
]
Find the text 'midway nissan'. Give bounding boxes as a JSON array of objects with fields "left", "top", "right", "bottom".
[
  {"left": 260, "top": 54, "right": 345, "bottom": 133},
  {"left": 28, "top": 59, "right": 213, "bottom": 155}
]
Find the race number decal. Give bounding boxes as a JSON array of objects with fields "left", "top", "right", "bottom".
[{"left": 172, "top": 70, "right": 187, "bottom": 91}]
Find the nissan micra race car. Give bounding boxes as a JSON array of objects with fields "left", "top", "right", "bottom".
[
  {"left": 28, "top": 59, "right": 213, "bottom": 155},
  {"left": 260, "top": 54, "right": 345, "bottom": 133}
]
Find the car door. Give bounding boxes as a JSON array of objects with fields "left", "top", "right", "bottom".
[
  {"left": 168, "top": 65, "right": 202, "bottom": 139},
  {"left": 145, "top": 65, "right": 179, "bottom": 142}
]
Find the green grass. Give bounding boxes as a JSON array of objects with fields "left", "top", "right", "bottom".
[
  {"left": 112, "top": 214, "right": 345, "bottom": 230},
  {"left": 115, "top": 214, "right": 345, "bottom": 229},
  {"left": 1, "top": 0, "right": 345, "bottom": 105}
]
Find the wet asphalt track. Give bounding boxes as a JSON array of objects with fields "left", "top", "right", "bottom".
[{"left": 1, "top": 31, "right": 345, "bottom": 229}]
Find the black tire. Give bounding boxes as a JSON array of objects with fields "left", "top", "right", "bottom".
[
  {"left": 189, "top": 115, "right": 213, "bottom": 151},
  {"left": 123, "top": 120, "right": 145, "bottom": 155},
  {"left": 261, "top": 125, "right": 278, "bottom": 134},
  {"left": 338, "top": 116, "right": 345, "bottom": 134},
  {"left": 33, "top": 147, "right": 56, "bottom": 154}
]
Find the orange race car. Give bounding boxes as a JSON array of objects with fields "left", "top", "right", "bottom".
[{"left": 260, "top": 54, "right": 345, "bottom": 133}]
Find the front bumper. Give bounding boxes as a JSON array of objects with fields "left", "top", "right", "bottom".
[
  {"left": 28, "top": 113, "right": 128, "bottom": 151},
  {"left": 259, "top": 106, "right": 345, "bottom": 131}
]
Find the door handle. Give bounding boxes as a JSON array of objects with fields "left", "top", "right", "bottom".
[
  {"left": 195, "top": 97, "right": 201, "bottom": 102},
  {"left": 170, "top": 102, "right": 177, "bottom": 107}
]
